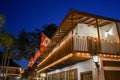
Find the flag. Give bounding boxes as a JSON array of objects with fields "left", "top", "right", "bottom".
[
  {"left": 28, "top": 33, "right": 50, "bottom": 68},
  {"left": 39, "top": 33, "right": 50, "bottom": 55}
]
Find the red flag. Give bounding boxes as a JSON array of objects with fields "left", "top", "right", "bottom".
[
  {"left": 38, "top": 33, "right": 50, "bottom": 55},
  {"left": 28, "top": 33, "right": 50, "bottom": 68}
]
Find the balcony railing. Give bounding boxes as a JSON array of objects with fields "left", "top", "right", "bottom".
[
  {"left": 74, "top": 36, "right": 88, "bottom": 52},
  {"left": 43, "top": 35, "right": 119, "bottom": 67},
  {"left": 49, "top": 35, "right": 119, "bottom": 57},
  {"left": 0, "top": 66, "right": 21, "bottom": 76},
  {"left": 38, "top": 36, "right": 73, "bottom": 69},
  {"left": 38, "top": 35, "right": 120, "bottom": 71},
  {"left": 73, "top": 35, "right": 120, "bottom": 54},
  {"left": 73, "top": 35, "right": 100, "bottom": 53},
  {"left": 101, "top": 40, "right": 120, "bottom": 54}
]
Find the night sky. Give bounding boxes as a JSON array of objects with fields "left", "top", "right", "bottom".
[{"left": 0, "top": 0, "right": 120, "bottom": 69}]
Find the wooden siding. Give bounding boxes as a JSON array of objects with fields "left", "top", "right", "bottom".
[
  {"left": 104, "top": 71, "right": 120, "bottom": 80},
  {"left": 47, "top": 69, "right": 78, "bottom": 80},
  {"left": 103, "top": 61, "right": 120, "bottom": 67}
]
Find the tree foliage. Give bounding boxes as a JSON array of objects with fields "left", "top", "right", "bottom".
[
  {"left": 0, "top": 28, "right": 15, "bottom": 79},
  {"left": 0, "top": 29, "right": 14, "bottom": 48},
  {"left": 0, "top": 23, "right": 57, "bottom": 79},
  {"left": 14, "top": 24, "right": 57, "bottom": 60},
  {"left": 0, "top": 29, "right": 15, "bottom": 60},
  {"left": 13, "top": 29, "right": 41, "bottom": 60},
  {"left": 42, "top": 24, "right": 57, "bottom": 38}
]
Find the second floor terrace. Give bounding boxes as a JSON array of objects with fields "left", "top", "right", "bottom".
[
  {"left": 41, "top": 9, "right": 120, "bottom": 58},
  {"left": 37, "top": 9, "right": 120, "bottom": 73}
]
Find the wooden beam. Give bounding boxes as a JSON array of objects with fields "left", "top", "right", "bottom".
[
  {"left": 79, "top": 17, "right": 91, "bottom": 23},
  {"left": 96, "top": 18, "right": 101, "bottom": 52},
  {"left": 115, "top": 22, "right": 120, "bottom": 42},
  {"left": 86, "top": 18, "right": 96, "bottom": 24},
  {"left": 70, "top": 9, "right": 120, "bottom": 22}
]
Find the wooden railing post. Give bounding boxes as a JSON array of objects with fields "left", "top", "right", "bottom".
[{"left": 115, "top": 22, "right": 120, "bottom": 41}]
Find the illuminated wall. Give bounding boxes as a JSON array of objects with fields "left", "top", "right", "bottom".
[
  {"left": 99, "top": 22, "right": 119, "bottom": 41},
  {"left": 74, "top": 23, "right": 98, "bottom": 38},
  {"left": 47, "top": 59, "right": 98, "bottom": 80}
]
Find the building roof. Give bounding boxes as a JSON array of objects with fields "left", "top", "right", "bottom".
[
  {"left": 52, "top": 9, "right": 120, "bottom": 41},
  {"left": 44, "top": 9, "right": 120, "bottom": 55}
]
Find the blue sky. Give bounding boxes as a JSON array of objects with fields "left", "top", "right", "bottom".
[
  {"left": 0, "top": 0, "right": 120, "bottom": 69},
  {"left": 1, "top": 0, "right": 120, "bottom": 36}
]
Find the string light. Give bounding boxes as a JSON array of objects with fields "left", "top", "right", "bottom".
[
  {"left": 37, "top": 36, "right": 72, "bottom": 67},
  {"left": 99, "top": 54, "right": 120, "bottom": 59},
  {"left": 37, "top": 53, "right": 73, "bottom": 73},
  {"left": 37, "top": 34, "right": 119, "bottom": 74},
  {"left": 76, "top": 53, "right": 91, "bottom": 58}
]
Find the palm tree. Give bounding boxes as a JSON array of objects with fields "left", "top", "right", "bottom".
[
  {"left": 0, "top": 29, "right": 15, "bottom": 79},
  {"left": 0, "top": 15, "right": 5, "bottom": 27}
]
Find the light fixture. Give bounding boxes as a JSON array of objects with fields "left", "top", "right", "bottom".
[
  {"left": 106, "top": 31, "right": 110, "bottom": 38},
  {"left": 93, "top": 55, "right": 99, "bottom": 63},
  {"left": 16, "top": 76, "right": 20, "bottom": 79},
  {"left": 93, "top": 55, "right": 100, "bottom": 71}
]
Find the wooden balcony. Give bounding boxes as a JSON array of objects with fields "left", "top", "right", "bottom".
[
  {"left": 38, "top": 36, "right": 73, "bottom": 70},
  {"left": 74, "top": 35, "right": 120, "bottom": 54},
  {"left": 37, "top": 35, "right": 120, "bottom": 73}
]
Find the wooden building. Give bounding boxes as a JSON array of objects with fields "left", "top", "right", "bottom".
[
  {"left": 0, "top": 59, "right": 24, "bottom": 80},
  {"left": 36, "top": 9, "right": 120, "bottom": 80}
]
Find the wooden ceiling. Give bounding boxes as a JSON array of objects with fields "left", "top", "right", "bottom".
[
  {"left": 38, "top": 53, "right": 91, "bottom": 72},
  {"left": 46, "top": 57, "right": 90, "bottom": 72},
  {"left": 52, "top": 10, "right": 115, "bottom": 42}
]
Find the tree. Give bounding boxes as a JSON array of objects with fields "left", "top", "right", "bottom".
[
  {"left": 6, "top": 24, "right": 57, "bottom": 79},
  {"left": 20, "top": 24, "right": 57, "bottom": 79},
  {"left": 0, "top": 29, "right": 15, "bottom": 65},
  {"left": 0, "top": 29, "right": 15, "bottom": 79},
  {"left": 0, "top": 15, "right": 5, "bottom": 27},
  {"left": 14, "top": 29, "right": 41, "bottom": 60},
  {"left": 42, "top": 24, "right": 57, "bottom": 38},
  {"left": 13, "top": 24, "right": 57, "bottom": 61}
]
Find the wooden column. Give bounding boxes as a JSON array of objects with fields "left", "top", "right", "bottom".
[
  {"left": 59, "top": 26, "right": 61, "bottom": 45},
  {"left": 115, "top": 22, "right": 120, "bottom": 41},
  {"left": 71, "top": 14, "right": 74, "bottom": 52},
  {"left": 115, "top": 22, "right": 120, "bottom": 54},
  {"left": 96, "top": 18, "right": 101, "bottom": 52}
]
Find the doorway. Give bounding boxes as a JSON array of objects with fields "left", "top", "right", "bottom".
[{"left": 81, "top": 71, "right": 93, "bottom": 80}]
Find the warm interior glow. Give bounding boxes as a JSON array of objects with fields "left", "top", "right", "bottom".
[
  {"left": 76, "top": 53, "right": 91, "bottom": 58},
  {"left": 40, "top": 73, "right": 46, "bottom": 77},
  {"left": 37, "top": 53, "right": 73, "bottom": 73},
  {"left": 99, "top": 54, "right": 120, "bottom": 59}
]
